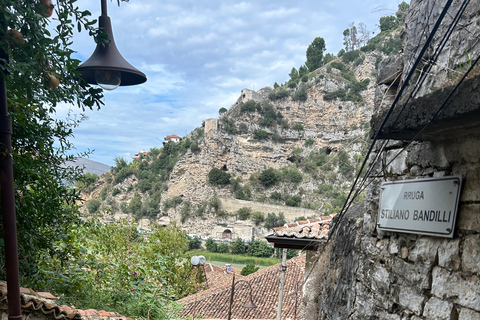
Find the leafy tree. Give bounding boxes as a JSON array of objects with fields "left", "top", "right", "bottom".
[
  {"left": 289, "top": 67, "right": 299, "bottom": 80},
  {"left": 306, "top": 37, "right": 326, "bottom": 71},
  {"left": 219, "top": 107, "right": 228, "bottom": 115},
  {"left": 396, "top": 2, "right": 410, "bottom": 24},
  {"left": 0, "top": 0, "right": 123, "bottom": 281},
  {"left": 253, "top": 129, "right": 269, "bottom": 140},
  {"left": 247, "top": 240, "right": 274, "bottom": 258},
  {"left": 241, "top": 264, "right": 259, "bottom": 276},
  {"left": 251, "top": 211, "right": 265, "bottom": 226},
  {"left": 379, "top": 16, "right": 397, "bottom": 32},
  {"left": 205, "top": 238, "right": 218, "bottom": 252},
  {"left": 217, "top": 243, "right": 229, "bottom": 253},
  {"left": 86, "top": 199, "right": 102, "bottom": 214},
  {"left": 273, "top": 82, "right": 280, "bottom": 88},
  {"left": 236, "top": 207, "right": 252, "bottom": 220},
  {"left": 208, "top": 167, "right": 231, "bottom": 186},
  {"left": 285, "top": 195, "right": 302, "bottom": 207},
  {"left": 259, "top": 168, "right": 280, "bottom": 187},
  {"left": 128, "top": 193, "right": 143, "bottom": 215},
  {"left": 264, "top": 212, "right": 286, "bottom": 229},
  {"left": 188, "top": 236, "right": 202, "bottom": 250},
  {"left": 230, "top": 238, "right": 246, "bottom": 254},
  {"left": 298, "top": 65, "right": 308, "bottom": 78}
]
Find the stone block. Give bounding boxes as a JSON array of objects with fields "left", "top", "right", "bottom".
[
  {"left": 438, "top": 238, "right": 461, "bottom": 270},
  {"left": 423, "top": 297, "right": 457, "bottom": 320},
  {"left": 462, "top": 234, "right": 480, "bottom": 274},
  {"left": 431, "top": 267, "right": 480, "bottom": 311},
  {"left": 372, "top": 265, "right": 391, "bottom": 294},
  {"left": 406, "top": 142, "right": 449, "bottom": 170},
  {"left": 408, "top": 237, "right": 441, "bottom": 267},
  {"left": 398, "top": 286, "right": 425, "bottom": 315},
  {"left": 386, "top": 149, "right": 408, "bottom": 175},
  {"left": 458, "top": 308, "right": 480, "bottom": 320},
  {"left": 454, "top": 164, "right": 480, "bottom": 202},
  {"left": 393, "top": 258, "right": 432, "bottom": 289},
  {"left": 379, "top": 313, "right": 401, "bottom": 320},
  {"left": 457, "top": 204, "right": 480, "bottom": 233}
]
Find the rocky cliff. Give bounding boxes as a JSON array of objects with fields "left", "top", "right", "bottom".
[{"left": 81, "top": 31, "right": 402, "bottom": 239}]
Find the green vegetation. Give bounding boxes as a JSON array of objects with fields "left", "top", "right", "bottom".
[
  {"left": 208, "top": 168, "right": 231, "bottom": 186},
  {"left": 189, "top": 250, "right": 278, "bottom": 267},
  {"left": 253, "top": 129, "right": 269, "bottom": 140},
  {"left": 264, "top": 213, "right": 286, "bottom": 229},
  {"left": 259, "top": 168, "right": 280, "bottom": 187},
  {"left": 306, "top": 37, "right": 326, "bottom": 71},
  {"left": 241, "top": 264, "right": 260, "bottom": 276},
  {"left": 268, "top": 88, "right": 290, "bottom": 100}
]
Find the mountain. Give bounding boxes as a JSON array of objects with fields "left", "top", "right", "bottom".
[
  {"left": 79, "top": 28, "right": 404, "bottom": 239},
  {"left": 64, "top": 157, "right": 111, "bottom": 176}
]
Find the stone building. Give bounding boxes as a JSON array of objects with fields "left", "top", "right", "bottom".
[{"left": 296, "top": 1, "right": 480, "bottom": 319}]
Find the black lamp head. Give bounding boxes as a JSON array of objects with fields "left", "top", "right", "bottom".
[{"left": 77, "top": 9, "right": 146, "bottom": 88}]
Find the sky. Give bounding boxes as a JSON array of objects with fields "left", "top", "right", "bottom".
[{"left": 55, "top": 0, "right": 406, "bottom": 166}]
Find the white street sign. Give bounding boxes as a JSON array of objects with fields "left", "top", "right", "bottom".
[{"left": 377, "top": 176, "right": 462, "bottom": 238}]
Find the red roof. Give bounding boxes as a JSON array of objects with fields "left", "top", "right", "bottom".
[
  {"left": 273, "top": 214, "right": 337, "bottom": 240},
  {"left": 165, "top": 134, "right": 181, "bottom": 139},
  {"left": 179, "top": 254, "right": 306, "bottom": 320}
]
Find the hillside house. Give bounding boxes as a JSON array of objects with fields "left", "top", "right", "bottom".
[
  {"left": 164, "top": 134, "right": 182, "bottom": 144},
  {"left": 133, "top": 150, "right": 148, "bottom": 160}
]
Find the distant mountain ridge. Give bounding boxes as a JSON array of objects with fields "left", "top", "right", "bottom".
[{"left": 64, "top": 157, "right": 111, "bottom": 176}]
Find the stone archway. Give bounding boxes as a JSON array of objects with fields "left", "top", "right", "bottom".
[{"left": 222, "top": 229, "right": 232, "bottom": 239}]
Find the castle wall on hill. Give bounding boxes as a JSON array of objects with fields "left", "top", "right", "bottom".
[{"left": 304, "top": 1, "right": 480, "bottom": 319}]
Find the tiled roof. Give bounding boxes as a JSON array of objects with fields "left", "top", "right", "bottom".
[
  {"left": 165, "top": 134, "right": 181, "bottom": 139},
  {"left": 179, "top": 254, "right": 306, "bottom": 320},
  {"left": 202, "top": 263, "right": 244, "bottom": 289},
  {"left": 272, "top": 214, "right": 336, "bottom": 240},
  {"left": 0, "top": 281, "right": 132, "bottom": 320}
]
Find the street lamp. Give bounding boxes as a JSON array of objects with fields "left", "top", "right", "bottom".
[
  {"left": 0, "top": 2, "right": 146, "bottom": 320},
  {"left": 77, "top": 0, "right": 147, "bottom": 89},
  {"left": 227, "top": 271, "right": 257, "bottom": 320}
]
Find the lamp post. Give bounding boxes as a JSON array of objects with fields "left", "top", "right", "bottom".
[
  {"left": 190, "top": 255, "right": 206, "bottom": 320},
  {"left": 227, "top": 272, "right": 257, "bottom": 320},
  {"left": 0, "top": 2, "right": 145, "bottom": 320}
]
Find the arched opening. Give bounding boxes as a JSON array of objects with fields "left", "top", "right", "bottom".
[{"left": 222, "top": 229, "right": 233, "bottom": 239}]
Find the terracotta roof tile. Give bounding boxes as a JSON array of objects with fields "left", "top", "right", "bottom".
[
  {"left": 0, "top": 281, "right": 130, "bottom": 320},
  {"left": 179, "top": 254, "right": 306, "bottom": 320},
  {"left": 272, "top": 214, "right": 336, "bottom": 240}
]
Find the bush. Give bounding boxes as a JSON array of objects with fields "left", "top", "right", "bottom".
[
  {"left": 208, "top": 168, "right": 231, "bottom": 186},
  {"left": 247, "top": 240, "right": 274, "bottom": 258},
  {"left": 253, "top": 129, "right": 269, "bottom": 140},
  {"left": 251, "top": 211, "right": 265, "bottom": 226},
  {"left": 219, "top": 107, "right": 228, "bottom": 115},
  {"left": 241, "top": 264, "right": 260, "bottom": 276},
  {"left": 282, "top": 168, "right": 303, "bottom": 183},
  {"left": 287, "top": 80, "right": 297, "bottom": 88},
  {"left": 304, "top": 138, "right": 315, "bottom": 146},
  {"left": 86, "top": 199, "right": 101, "bottom": 214},
  {"left": 268, "top": 89, "right": 289, "bottom": 101},
  {"left": 323, "top": 89, "right": 347, "bottom": 101},
  {"left": 236, "top": 207, "right": 252, "bottom": 220},
  {"left": 285, "top": 195, "right": 302, "bottom": 207},
  {"left": 270, "top": 192, "right": 283, "bottom": 201},
  {"left": 259, "top": 168, "right": 280, "bottom": 187},
  {"left": 128, "top": 193, "right": 143, "bottom": 215},
  {"left": 293, "top": 88, "right": 307, "bottom": 102},
  {"left": 341, "top": 50, "right": 361, "bottom": 63},
  {"left": 301, "top": 75, "right": 308, "bottom": 82},
  {"left": 188, "top": 236, "right": 202, "bottom": 250},
  {"left": 217, "top": 243, "right": 229, "bottom": 253},
  {"left": 230, "top": 238, "right": 246, "bottom": 254},
  {"left": 240, "top": 100, "right": 258, "bottom": 113},
  {"left": 190, "top": 141, "right": 200, "bottom": 153},
  {"left": 292, "top": 123, "right": 304, "bottom": 131},
  {"left": 264, "top": 212, "right": 286, "bottom": 229},
  {"left": 205, "top": 238, "right": 218, "bottom": 252}
]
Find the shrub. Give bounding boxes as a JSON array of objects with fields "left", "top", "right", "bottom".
[
  {"left": 341, "top": 50, "right": 361, "bottom": 63},
  {"left": 323, "top": 89, "right": 347, "bottom": 101},
  {"left": 268, "top": 89, "right": 289, "bottom": 101},
  {"left": 251, "top": 211, "right": 265, "bottom": 226},
  {"left": 247, "top": 240, "right": 274, "bottom": 258},
  {"left": 208, "top": 168, "right": 231, "bottom": 186},
  {"left": 128, "top": 193, "right": 143, "bottom": 215},
  {"left": 259, "top": 168, "right": 280, "bottom": 187},
  {"left": 285, "top": 195, "right": 302, "bottom": 207},
  {"left": 205, "top": 238, "right": 218, "bottom": 252},
  {"left": 304, "top": 138, "right": 315, "bottom": 146},
  {"left": 264, "top": 212, "right": 286, "bottom": 229},
  {"left": 112, "top": 188, "right": 121, "bottom": 196},
  {"left": 293, "top": 123, "right": 304, "bottom": 131},
  {"left": 253, "top": 129, "right": 269, "bottom": 140},
  {"left": 287, "top": 80, "right": 297, "bottom": 88},
  {"left": 230, "top": 238, "right": 246, "bottom": 254},
  {"left": 301, "top": 75, "right": 308, "bottom": 83},
  {"left": 188, "top": 236, "right": 202, "bottom": 250},
  {"left": 86, "top": 199, "right": 101, "bottom": 214},
  {"left": 221, "top": 117, "right": 237, "bottom": 134},
  {"left": 241, "top": 264, "right": 259, "bottom": 276},
  {"left": 293, "top": 88, "right": 307, "bottom": 102},
  {"left": 283, "top": 168, "right": 303, "bottom": 183},
  {"left": 236, "top": 207, "right": 252, "bottom": 220},
  {"left": 270, "top": 192, "right": 283, "bottom": 201},
  {"left": 273, "top": 82, "right": 279, "bottom": 88},
  {"left": 217, "top": 243, "right": 229, "bottom": 253},
  {"left": 240, "top": 100, "right": 258, "bottom": 113},
  {"left": 190, "top": 141, "right": 200, "bottom": 153},
  {"left": 219, "top": 107, "right": 228, "bottom": 115},
  {"left": 209, "top": 197, "right": 221, "bottom": 212}
]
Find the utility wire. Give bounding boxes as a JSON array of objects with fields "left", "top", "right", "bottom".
[{"left": 329, "top": 0, "right": 454, "bottom": 239}]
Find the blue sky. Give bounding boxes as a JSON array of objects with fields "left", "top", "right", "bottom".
[{"left": 55, "top": 0, "right": 407, "bottom": 166}]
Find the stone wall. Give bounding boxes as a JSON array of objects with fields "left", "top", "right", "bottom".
[{"left": 306, "top": 1, "right": 480, "bottom": 319}]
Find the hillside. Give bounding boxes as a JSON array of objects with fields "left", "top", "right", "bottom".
[{"left": 80, "top": 25, "right": 405, "bottom": 239}]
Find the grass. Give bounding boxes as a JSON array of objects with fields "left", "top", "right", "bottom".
[{"left": 188, "top": 250, "right": 279, "bottom": 267}]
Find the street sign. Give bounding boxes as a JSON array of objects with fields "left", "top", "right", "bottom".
[{"left": 377, "top": 176, "right": 462, "bottom": 238}]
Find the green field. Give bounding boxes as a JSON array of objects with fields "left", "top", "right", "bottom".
[{"left": 188, "top": 250, "right": 279, "bottom": 269}]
